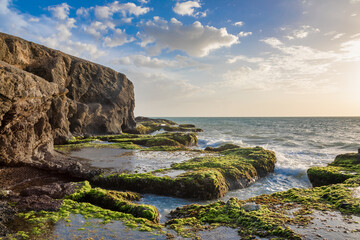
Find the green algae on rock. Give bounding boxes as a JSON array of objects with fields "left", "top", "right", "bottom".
[
  {"left": 307, "top": 152, "right": 360, "bottom": 187},
  {"left": 167, "top": 180, "right": 360, "bottom": 239},
  {"left": 6, "top": 181, "right": 162, "bottom": 239},
  {"left": 67, "top": 181, "right": 159, "bottom": 223},
  {"left": 92, "top": 146, "right": 276, "bottom": 200},
  {"left": 129, "top": 117, "right": 203, "bottom": 134},
  {"left": 54, "top": 132, "right": 199, "bottom": 153}
]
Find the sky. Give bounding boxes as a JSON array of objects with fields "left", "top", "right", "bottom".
[{"left": 0, "top": 0, "right": 360, "bottom": 117}]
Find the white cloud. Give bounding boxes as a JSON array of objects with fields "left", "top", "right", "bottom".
[
  {"left": 84, "top": 21, "right": 109, "bottom": 38},
  {"left": 138, "top": 0, "right": 150, "bottom": 3},
  {"left": 340, "top": 35, "right": 360, "bottom": 61},
  {"left": 285, "top": 25, "right": 319, "bottom": 40},
  {"left": 29, "top": 17, "right": 39, "bottom": 22},
  {"left": 94, "top": 6, "right": 111, "bottom": 19},
  {"left": 222, "top": 38, "right": 340, "bottom": 92},
  {"left": 56, "top": 18, "right": 76, "bottom": 41},
  {"left": 262, "top": 37, "right": 283, "bottom": 47},
  {"left": 76, "top": 7, "right": 91, "bottom": 17},
  {"left": 48, "top": 3, "right": 71, "bottom": 20},
  {"left": 103, "top": 28, "right": 135, "bottom": 47},
  {"left": 234, "top": 21, "right": 244, "bottom": 27},
  {"left": 139, "top": 17, "right": 239, "bottom": 57},
  {"left": 324, "top": 31, "right": 346, "bottom": 40},
  {"left": 332, "top": 33, "right": 345, "bottom": 40},
  {"left": 0, "top": 0, "right": 29, "bottom": 35},
  {"left": 131, "top": 71, "right": 202, "bottom": 102},
  {"left": 238, "top": 31, "right": 252, "bottom": 37},
  {"left": 40, "top": 37, "right": 105, "bottom": 59},
  {"left": 173, "top": 1, "right": 201, "bottom": 16},
  {"left": 227, "top": 55, "right": 263, "bottom": 64},
  {"left": 117, "top": 54, "right": 208, "bottom": 69},
  {"left": 94, "top": 1, "right": 150, "bottom": 19},
  {"left": 111, "top": 2, "right": 150, "bottom": 16}
]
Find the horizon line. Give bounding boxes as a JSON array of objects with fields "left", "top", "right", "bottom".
[{"left": 143, "top": 116, "right": 360, "bottom": 118}]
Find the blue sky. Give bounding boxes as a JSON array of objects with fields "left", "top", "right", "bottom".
[{"left": 1, "top": 0, "right": 360, "bottom": 116}]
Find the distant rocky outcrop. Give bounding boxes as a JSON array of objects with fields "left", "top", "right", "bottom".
[{"left": 0, "top": 32, "right": 135, "bottom": 166}]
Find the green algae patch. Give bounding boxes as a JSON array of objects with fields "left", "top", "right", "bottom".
[
  {"left": 92, "top": 169, "right": 228, "bottom": 200},
  {"left": 167, "top": 181, "right": 360, "bottom": 239},
  {"left": 205, "top": 143, "right": 240, "bottom": 152},
  {"left": 167, "top": 197, "right": 300, "bottom": 240},
  {"left": 54, "top": 140, "right": 142, "bottom": 153},
  {"left": 55, "top": 132, "right": 199, "bottom": 153},
  {"left": 307, "top": 152, "right": 360, "bottom": 187},
  {"left": 9, "top": 182, "right": 163, "bottom": 239},
  {"left": 66, "top": 181, "right": 159, "bottom": 223},
  {"left": 92, "top": 146, "right": 276, "bottom": 200},
  {"left": 129, "top": 117, "right": 203, "bottom": 134},
  {"left": 15, "top": 199, "right": 162, "bottom": 239}
]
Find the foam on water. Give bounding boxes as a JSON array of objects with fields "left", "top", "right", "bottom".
[
  {"left": 73, "top": 117, "right": 360, "bottom": 224},
  {"left": 164, "top": 117, "right": 360, "bottom": 199}
]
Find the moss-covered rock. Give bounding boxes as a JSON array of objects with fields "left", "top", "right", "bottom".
[
  {"left": 93, "top": 169, "right": 228, "bottom": 200},
  {"left": 126, "top": 117, "right": 203, "bottom": 134},
  {"left": 167, "top": 180, "right": 360, "bottom": 239},
  {"left": 66, "top": 181, "right": 159, "bottom": 223},
  {"left": 205, "top": 143, "right": 240, "bottom": 152},
  {"left": 92, "top": 146, "right": 276, "bottom": 200},
  {"left": 158, "top": 132, "right": 198, "bottom": 146},
  {"left": 307, "top": 152, "right": 360, "bottom": 187},
  {"left": 55, "top": 132, "right": 199, "bottom": 152}
]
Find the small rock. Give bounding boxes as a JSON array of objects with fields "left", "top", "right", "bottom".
[{"left": 242, "top": 202, "right": 261, "bottom": 212}]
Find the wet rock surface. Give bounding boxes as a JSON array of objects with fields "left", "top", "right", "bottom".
[{"left": 0, "top": 201, "right": 16, "bottom": 236}]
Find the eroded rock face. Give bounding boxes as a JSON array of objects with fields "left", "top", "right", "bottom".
[
  {"left": 0, "top": 61, "right": 59, "bottom": 165},
  {"left": 0, "top": 32, "right": 136, "bottom": 144}
]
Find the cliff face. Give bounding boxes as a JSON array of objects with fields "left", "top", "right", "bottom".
[
  {"left": 0, "top": 32, "right": 136, "bottom": 144},
  {"left": 0, "top": 32, "right": 135, "bottom": 165},
  {"left": 0, "top": 61, "right": 59, "bottom": 165}
]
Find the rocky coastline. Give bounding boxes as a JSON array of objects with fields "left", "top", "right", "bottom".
[{"left": 0, "top": 32, "right": 359, "bottom": 239}]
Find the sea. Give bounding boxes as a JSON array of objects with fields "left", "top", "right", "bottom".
[
  {"left": 51, "top": 117, "right": 360, "bottom": 238},
  {"left": 138, "top": 117, "right": 360, "bottom": 220}
]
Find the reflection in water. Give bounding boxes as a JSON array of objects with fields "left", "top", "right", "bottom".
[{"left": 70, "top": 148, "right": 213, "bottom": 174}]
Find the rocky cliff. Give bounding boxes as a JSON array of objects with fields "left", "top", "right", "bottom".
[
  {"left": 0, "top": 32, "right": 135, "bottom": 166},
  {"left": 0, "top": 32, "right": 136, "bottom": 144}
]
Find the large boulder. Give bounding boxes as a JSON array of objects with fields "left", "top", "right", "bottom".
[
  {"left": 0, "top": 32, "right": 136, "bottom": 144},
  {"left": 0, "top": 61, "right": 59, "bottom": 165}
]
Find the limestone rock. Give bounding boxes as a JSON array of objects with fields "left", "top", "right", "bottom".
[
  {"left": 0, "top": 61, "right": 59, "bottom": 165},
  {"left": 0, "top": 32, "right": 136, "bottom": 143}
]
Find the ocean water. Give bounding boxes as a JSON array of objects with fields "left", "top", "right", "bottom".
[{"left": 139, "top": 117, "right": 360, "bottom": 220}]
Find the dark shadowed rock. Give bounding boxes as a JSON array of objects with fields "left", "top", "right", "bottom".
[
  {"left": 20, "top": 182, "right": 77, "bottom": 199},
  {"left": 12, "top": 195, "right": 63, "bottom": 211},
  {"left": 8, "top": 182, "right": 82, "bottom": 211},
  {"left": 0, "top": 201, "right": 16, "bottom": 236}
]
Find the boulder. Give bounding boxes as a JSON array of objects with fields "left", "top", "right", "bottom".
[
  {"left": 0, "top": 61, "right": 59, "bottom": 165},
  {"left": 0, "top": 32, "right": 136, "bottom": 144}
]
